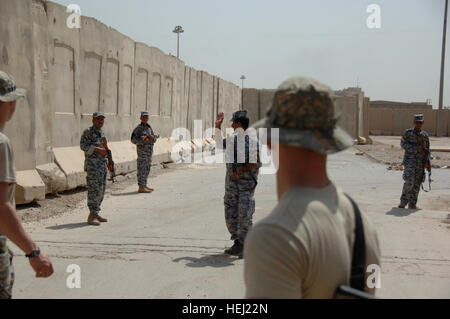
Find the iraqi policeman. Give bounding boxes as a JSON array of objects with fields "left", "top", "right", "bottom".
[
  {"left": 399, "top": 114, "right": 431, "bottom": 209},
  {"left": 80, "top": 112, "right": 111, "bottom": 226},
  {"left": 214, "top": 110, "right": 261, "bottom": 258},
  {"left": 131, "top": 111, "right": 156, "bottom": 193}
]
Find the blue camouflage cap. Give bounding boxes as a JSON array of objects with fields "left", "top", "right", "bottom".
[
  {"left": 0, "top": 71, "right": 26, "bottom": 103},
  {"left": 230, "top": 110, "right": 249, "bottom": 122},
  {"left": 141, "top": 111, "right": 149, "bottom": 117},
  {"left": 414, "top": 114, "right": 424, "bottom": 122},
  {"left": 252, "top": 76, "right": 353, "bottom": 154},
  {"left": 93, "top": 112, "right": 105, "bottom": 119}
]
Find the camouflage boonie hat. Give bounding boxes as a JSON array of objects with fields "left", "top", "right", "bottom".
[
  {"left": 93, "top": 112, "right": 105, "bottom": 119},
  {"left": 252, "top": 77, "right": 353, "bottom": 154},
  {"left": 414, "top": 114, "right": 424, "bottom": 122},
  {"left": 0, "top": 71, "right": 26, "bottom": 103},
  {"left": 231, "top": 110, "right": 249, "bottom": 122}
]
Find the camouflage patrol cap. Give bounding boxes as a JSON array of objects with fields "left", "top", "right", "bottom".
[
  {"left": 141, "top": 111, "right": 149, "bottom": 117},
  {"left": 231, "top": 110, "right": 249, "bottom": 122},
  {"left": 414, "top": 114, "right": 424, "bottom": 122},
  {"left": 93, "top": 112, "right": 105, "bottom": 119},
  {"left": 252, "top": 76, "right": 353, "bottom": 154},
  {"left": 0, "top": 71, "right": 26, "bottom": 103}
]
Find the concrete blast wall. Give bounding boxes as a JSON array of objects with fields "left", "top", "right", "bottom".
[
  {"left": 0, "top": 0, "right": 241, "bottom": 204},
  {"left": 243, "top": 88, "right": 370, "bottom": 141},
  {"left": 370, "top": 108, "right": 450, "bottom": 136}
]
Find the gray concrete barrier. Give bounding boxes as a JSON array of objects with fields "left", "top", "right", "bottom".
[{"left": 0, "top": 0, "right": 241, "bottom": 204}]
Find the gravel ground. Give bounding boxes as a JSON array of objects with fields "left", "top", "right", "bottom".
[
  {"left": 354, "top": 140, "right": 450, "bottom": 169},
  {"left": 16, "top": 163, "right": 183, "bottom": 224}
]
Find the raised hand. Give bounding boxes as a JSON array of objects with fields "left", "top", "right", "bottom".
[{"left": 216, "top": 112, "right": 225, "bottom": 128}]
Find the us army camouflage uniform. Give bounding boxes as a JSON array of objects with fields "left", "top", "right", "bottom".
[
  {"left": 400, "top": 128, "right": 430, "bottom": 206},
  {"left": 0, "top": 237, "right": 14, "bottom": 299},
  {"left": 131, "top": 122, "right": 155, "bottom": 187},
  {"left": 80, "top": 126, "right": 108, "bottom": 217},
  {"left": 224, "top": 132, "right": 261, "bottom": 244}
]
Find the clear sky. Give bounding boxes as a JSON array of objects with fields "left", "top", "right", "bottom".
[{"left": 52, "top": 0, "right": 449, "bottom": 108}]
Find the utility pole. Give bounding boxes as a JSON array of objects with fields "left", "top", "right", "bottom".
[
  {"left": 173, "top": 25, "right": 184, "bottom": 59},
  {"left": 438, "top": 0, "right": 448, "bottom": 136}
]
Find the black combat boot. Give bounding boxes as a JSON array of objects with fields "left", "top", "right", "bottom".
[{"left": 224, "top": 240, "right": 242, "bottom": 256}]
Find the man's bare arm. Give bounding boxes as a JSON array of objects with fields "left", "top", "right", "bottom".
[
  {"left": 0, "top": 182, "right": 54, "bottom": 277},
  {"left": 0, "top": 182, "right": 36, "bottom": 254}
]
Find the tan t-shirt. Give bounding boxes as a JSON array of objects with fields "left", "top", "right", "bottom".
[
  {"left": 0, "top": 131, "right": 16, "bottom": 209},
  {"left": 244, "top": 183, "right": 381, "bottom": 299}
]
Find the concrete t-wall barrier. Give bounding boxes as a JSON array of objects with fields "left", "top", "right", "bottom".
[
  {"left": 1, "top": 0, "right": 241, "bottom": 204},
  {"left": 243, "top": 88, "right": 370, "bottom": 142},
  {"left": 370, "top": 108, "right": 450, "bottom": 137}
]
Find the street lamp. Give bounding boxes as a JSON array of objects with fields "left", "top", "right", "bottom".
[
  {"left": 173, "top": 25, "right": 184, "bottom": 59},
  {"left": 240, "top": 75, "right": 246, "bottom": 89},
  {"left": 240, "top": 75, "right": 246, "bottom": 109}
]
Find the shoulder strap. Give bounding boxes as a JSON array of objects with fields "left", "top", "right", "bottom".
[{"left": 344, "top": 194, "right": 366, "bottom": 291}]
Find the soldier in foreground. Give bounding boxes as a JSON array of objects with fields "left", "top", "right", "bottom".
[
  {"left": 80, "top": 112, "right": 112, "bottom": 226},
  {"left": 398, "top": 114, "right": 431, "bottom": 209},
  {"left": 0, "top": 71, "right": 53, "bottom": 298},
  {"left": 244, "top": 77, "right": 380, "bottom": 298},
  {"left": 214, "top": 110, "right": 261, "bottom": 258},
  {"left": 131, "top": 111, "right": 157, "bottom": 193}
]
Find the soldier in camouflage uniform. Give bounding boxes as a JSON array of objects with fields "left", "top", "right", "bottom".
[
  {"left": 399, "top": 114, "right": 431, "bottom": 209},
  {"left": 131, "top": 111, "right": 157, "bottom": 193},
  {"left": 0, "top": 71, "right": 53, "bottom": 298},
  {"left": 80, "top": 112, "right": 112, "bottom": 226},
  {"left": 215, "top": 110, "right": 261, "bottom": 258}
]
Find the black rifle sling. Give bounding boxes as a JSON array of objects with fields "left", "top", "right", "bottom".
[{"left": 345, "top": 194, "right": 366, "bottom": 291}]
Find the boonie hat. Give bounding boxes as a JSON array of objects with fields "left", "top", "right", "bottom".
[
  {"left": 231, "top": 110, "right": 249, "bottom": 122},
  {"left": 414, "top": 114, "right": 424, "bottom": 122},
  {"left": 252, "top": 76, "right": 353, "bottom": 154},
  {"left": 0, "top": 71, "right": 26, "bottom": 102},
  {"left": 93, "top": 112, "right": 105, "bottom": 119}
]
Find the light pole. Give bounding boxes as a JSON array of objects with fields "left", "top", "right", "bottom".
[
  {"left": 438, "top": 0, "right": 448, "bottom": 136},
  {"left": 173, "top": 25, "right": 184, "bottom": 59},
  {"left": 240, "top": 75, "right": 246, "bottom": 89},
  {"left": 240, "top": 75, "right": 246, "bottom": 109}
]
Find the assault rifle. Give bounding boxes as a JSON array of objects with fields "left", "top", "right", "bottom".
[
  {"left": 100, "top": 137, "right": 116, "bottom": 183},
  {"left": 143, "top": 133, "right": 160, "bottom": 144},
  {"left": 418, "top": 135, "right": 432, "bottom": 192}
]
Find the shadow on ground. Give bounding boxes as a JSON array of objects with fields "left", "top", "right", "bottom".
[
  {"left": 46, "top": 222, "right": 90, "bottom": 230},
  {"left": 386, "top": 207, "right": 421, "bottom": 217},
  {"left": 110, "top": 191, "right": 139, "bottom": 197},
  {"left": 172, "top": 254, "right": 240, "bottom": 268}
]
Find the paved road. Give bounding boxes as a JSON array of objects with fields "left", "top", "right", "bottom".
[{"left": 10, "top": 148, "right": 450, "bottom": 298}]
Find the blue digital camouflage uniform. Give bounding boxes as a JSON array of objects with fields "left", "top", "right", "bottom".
[
  {"left": 131, "top": 122, "right": 155, "bottom": 187},
  {"left": 224, "top": 131, "right": 261, "bottom": 244},
  {"left": 400, "top": 128, "right": 430, "bottom": 206},
  {"left": 80, "top": 126, "right": 108, "bottom": 216}
]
